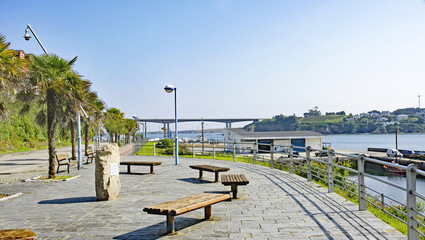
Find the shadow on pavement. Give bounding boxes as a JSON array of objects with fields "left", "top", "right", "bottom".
[
  {"left": 38, "top": 196, "right": 96, "bottom": 204},
  {"left": 119, "top": 172, "right": 151, "bottom": 175},
  {"left": 177, "top": 178, "right": 213, "bottom": 184},
  {"left": 113, "top": 217, "right": 203, "bottom": 240}
]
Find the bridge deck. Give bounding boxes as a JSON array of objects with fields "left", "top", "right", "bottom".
[{"left": 0, "top": 155, "right": 405, "bottom": 239}]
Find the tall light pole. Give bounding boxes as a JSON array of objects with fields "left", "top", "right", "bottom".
[
  {"left": 24, "top": 24, "right": 48, "bottom": 54},
  {"left": 418, "top": 95, "right": 421, "bottom": 109},
  {"left": 164, "top": 84, "right": 178, "bottom": 165},
  {"left": 24, "top": 25, "right": 87, "bottom": 168}
]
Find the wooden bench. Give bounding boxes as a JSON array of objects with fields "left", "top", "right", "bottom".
[
  {"left": 86, "top": 149, "right": 95, "bottom": 164},
  {"left": 221, "top": 174, "right": 249, "bottom": 199},
  {"left": 55, "top": 153, "right": 77, "bottom": 173},
  {"left": 143, "top": 193, "right": 230, "bottom": 233},
  {"left": 120, "top": 161, "right": 162, "bottom": 174},
  {"left": 189, "top": 165, "right": 230, "bottom": 182}
]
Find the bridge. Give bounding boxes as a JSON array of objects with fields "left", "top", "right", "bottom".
[{"left": 133, "top": 118, "right": 262, "bottom": 137}]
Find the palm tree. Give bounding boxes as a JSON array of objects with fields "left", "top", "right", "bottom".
[
  {"left": 19, "top": 54, "right": 81, "bottom": 178},
  {"left": 104, "top": 108, "right": 124, "bottom": 143},
  {"left": 124, "top": 118, "right": 137, "bottom": 144},
  {"left": 0, "top": 34, "right": 26, "bottom": 121}
]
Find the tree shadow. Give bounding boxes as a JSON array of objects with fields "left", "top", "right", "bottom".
[
  {"left": 113, "top": 217, "right": 203, "bottom": 239},
  {"left": 177, "top": 178, "right": 213, "bottom": 184},
  {"left": 38, "top": 196, "right": 97, "bottom": 204}
]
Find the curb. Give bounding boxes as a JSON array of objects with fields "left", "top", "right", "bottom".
[
  {"left": 0, "top": 192, "right": 23, "bottom": 202},
  {"left": 23, "top": 175, "right": 81, "bottom": 182}
]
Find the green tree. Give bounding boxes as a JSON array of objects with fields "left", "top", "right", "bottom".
[
  {"left": 20, "top": 54, "right": 80, "bottom": 178},
  {"left": 104, "top": 108, "right": 124, "bottom": 143},
  {"left": 0, "top": 34, "right": 26, "bottom": 121}
]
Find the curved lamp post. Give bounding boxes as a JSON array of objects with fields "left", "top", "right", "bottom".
[
  {"left": 24, "top": 24, "right": 48, "bottom": 55},
  {"left": 24, "top": 24, "right": 84, "bottom": 169},
  {"left": 164, "top": 84, "right": 178, "bottom": 165}
]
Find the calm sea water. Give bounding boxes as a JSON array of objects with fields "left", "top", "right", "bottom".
[{"left": 147, "top": 131, "right": 425, "bottom": 204}]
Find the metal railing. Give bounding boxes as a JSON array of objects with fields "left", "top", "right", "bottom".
[{"left": 139, "top": 140, "right": 424, "bottom": 239}]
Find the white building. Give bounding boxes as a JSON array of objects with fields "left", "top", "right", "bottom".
[
  {"left": 397, "top": 114, "right": 408, "bottom": 121},
  {"left": 223, "top": 128, "right": 324, "bottom": 153}
]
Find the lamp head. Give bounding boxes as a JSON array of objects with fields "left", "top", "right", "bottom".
[
  {"left": 164, "top": 84, "right": 175, "bottom": 93},
  {"left": 24, "top": 28, "right": 31, "bottom": 41}
]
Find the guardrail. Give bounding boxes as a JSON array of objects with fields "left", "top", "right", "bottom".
[{"left": 140, "top": 140, "right": 424, "bottom": 239}]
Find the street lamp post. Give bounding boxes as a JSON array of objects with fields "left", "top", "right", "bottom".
[
  {"left": 164, "top": 84, "right": 178, "bottom": 165},
  {"left": 24, "top": 24, "right": 48, "bottom": 54},
  {"left": 24, "top": 24, "right": 86, "bottom": 169}
]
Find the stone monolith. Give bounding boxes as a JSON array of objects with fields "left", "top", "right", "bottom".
[{"left": 95, "top": 143, "right": 121, "bottom": 201}]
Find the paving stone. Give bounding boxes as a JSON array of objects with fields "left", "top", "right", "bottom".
[{"left": 0, "top": 155, "right": 407, "bottom": 239}]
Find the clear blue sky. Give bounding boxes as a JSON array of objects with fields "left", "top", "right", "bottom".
[{"left": 2, "top": 1, "right": 425, "bottom": 131}]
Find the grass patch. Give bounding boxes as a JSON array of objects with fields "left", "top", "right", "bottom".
[
  {"left": 0, "top": 229, "right": 36, "bottom": 239},
  {"left": 37, "top": 175, "right": 73, "bottom": 180},
  {"left": 302, "top": 115, "right": 346, "bottom": 123}
]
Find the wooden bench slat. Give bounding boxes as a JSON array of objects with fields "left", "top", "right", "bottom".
[
  {"left": 120, "top": 161, "right": 162, "bottom": 166},
  {"left": 189, "top": 165, "right": 229, "bottom": 172},
  {"left": 143, "top": 193, "right": 230, "bottom": 216},
  {"left": 120, "top": 161, "right": 162, "bottom": 174}
]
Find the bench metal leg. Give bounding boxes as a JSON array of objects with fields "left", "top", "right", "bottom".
[
  {"left": 231, "top": 184, "right": 238, "bottom": 199},
  {"left": 166, "top": 215, "right": 175, "bottom": 233},
  {"left": 199, "top": 170, "right": 203, "bottom": 179},
  {"left": 67, "top": 164, "right": 70, "bottom": 174},
  {"left": 215, "top": 172, "right": 219, "bottom": 182},
  {"left": 150, "top": 165, "right": 154, "bottom": 173},
  {"left": 204, "top": 205, "right": 212, "bottom": 220},
  {"left": 127, "top": 165, "right": 131, "bottom": 173}
]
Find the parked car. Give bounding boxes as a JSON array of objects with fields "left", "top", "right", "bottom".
[
  {"left": 315, "top": 151, "right": 328, "bottom": 157},
  {"left": 386, "top": 149, "right": 403, "bottom": 158}
]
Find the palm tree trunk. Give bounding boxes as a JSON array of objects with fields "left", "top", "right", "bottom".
[
  {"left": 71, "top": 120, "right": 76, "bottom": 160},
  {"left": 47, "top": 88, "right": 57, "bottom": 178}
]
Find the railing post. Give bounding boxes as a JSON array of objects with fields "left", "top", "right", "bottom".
[
  {"left": 192, "top": 142, "right": 195, "bottom": 158},
  {"left": 406, "top": 164, "right": 419, "bottom": 240},
  {"left": 233, "top": 141, "right": 236, "bottom": 162},
  {"left": 270, "top": 143, "right": 274, "bottom": 169},
  {"left": 289, "top": 145, "right": 294, "bottom": 174},
  {"left": 153, "top": 142, "right": 156, "bottom": 156},
  {"left": 213, "top": 143, "right": 216, "bottom": 160},
  {"left": 327, "top": 149, "right": 334, "bottom": 193},
  {"left": 358, "top": 156, "right": 367, "bottom": 211},
  {"left": 253, "top": 141, "right": 258, "bottom": 164},
  {"left": 306, "top": 146, "right": 312, "bottom": 181}
]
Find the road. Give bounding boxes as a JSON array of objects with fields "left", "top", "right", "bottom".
[{"left": 0, "top": 145, "right": 93, "bottom": 174}]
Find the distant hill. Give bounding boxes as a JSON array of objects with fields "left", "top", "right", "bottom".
[{"left": 244, "top": 108, "right": 425, "bottom": 134}]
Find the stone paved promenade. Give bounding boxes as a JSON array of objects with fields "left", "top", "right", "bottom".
[{"left": 0, "top": 154, "right": 406, "bottom": 239}]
